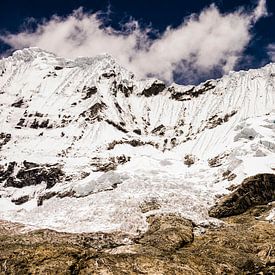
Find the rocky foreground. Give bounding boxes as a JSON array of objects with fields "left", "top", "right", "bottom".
[{"left": 0, "top": 205, "right": 274, "bottom": 274}]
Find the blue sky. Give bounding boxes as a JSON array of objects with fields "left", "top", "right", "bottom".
[{"left": 0, "top": 0, "right": 274, "bottom": 84}]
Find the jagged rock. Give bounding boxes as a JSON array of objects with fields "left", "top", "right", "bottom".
[
  {"left": 142, "top": 81, "right": 165, "bottom": 97},
  {"left": 11, "top": 195, "right": 29, "bottom": 205},
  {"left": 184, "top": 154, "right": 196, "bottom": 167},
  {"left": 80, "top": 102, "right": 106, "bottom": 122},
  {"left": 133, "top": 129, "right": 141, "bottom": 135},
  {"left": 16, "top": 118, "right": 25, "bottom": 127},
  {"left": 102, "top": 70, "right": 116, "bottom": 78},
  {"left": 39, "top": 119, "right": 49, "bottom": 128},
  {"left": 0, "top": 162, "right": 16, "bottom": 182},
  {"left": 91, "top": 155, "right": 130, "bottom": 172},
  {"left": 170, "top": 81, "right": 215, "bottom": 101},
  {"left": 37, "top": 192, "right": 57, "bottom": 206},
  {"left": 222, "top": 170, "right": 237, "bottom": 181},
  {"left": 151, "top": 124, "right": 165, "bottom": 135},
  {"left": 138, "top": 214, "right": 194, "bottom": 252},
  {"left": 30, "top": 119, "right": 39, "bottom": 129},
  {"left": 105, "top": 119, "right": 128, "bottom": 133},
  {"left": 3, "top": 163, "right": 64, "bottom": 189},
  {"left": 82, "top": 86, "right": 97, "bottom": 99},
  {"left": 107, "top": 139, "right": 155, "bottom": 150},
  {"left": 43, "top": 71, "right": 57, "bottom": 78},
  {"left": 0, "top": 132, "right": 11, "bottom": 150},
  {"left": 209, "top": 173, "right": 275, "bottom": 218},
  {"left": 206, "top": 110, "right": 237, "bottom": 129},
  {"left": 11, "top": 99, "right": 24, "bottom": 108},
  {"left": 117, "top": 83, "right": 133, "bottom": 97},
  {"left": 37, "top": 190, "right": 77, "bottom": 206},
  {"left": 208, "top": 153, "right": 228, "bottom": 167},
  {"left": 34, "top": 112, "right": 44, "bottom": 117}
]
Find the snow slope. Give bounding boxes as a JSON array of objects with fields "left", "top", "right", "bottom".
[{"left": 0, "top": 47, "right": 274, "bottom": 233}]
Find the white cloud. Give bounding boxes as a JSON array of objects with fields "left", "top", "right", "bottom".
[
  {"left": 0, "top": 1, "right": 267, "bottom": 83},
  {"left": 252, "top": 0, "right": 268, "bottom": 22}
]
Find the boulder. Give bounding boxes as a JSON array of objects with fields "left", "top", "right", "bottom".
[
  {"left": 138, "top": 214, "right": 194, "bottom": 252},
  {"left": 209, "top": 173, "right": 275, "bottom": 218}
]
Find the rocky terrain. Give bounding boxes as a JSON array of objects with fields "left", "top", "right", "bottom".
[
  {"left": 0, "top": 202, "right": 274, "bottom": 274},
  {"left": 0, "top": 48, "right": 274, "bottom": 273}
]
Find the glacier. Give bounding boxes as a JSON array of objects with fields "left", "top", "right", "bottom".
[{"left": 0, "top": 47, "right": 274, "bottom": 233}]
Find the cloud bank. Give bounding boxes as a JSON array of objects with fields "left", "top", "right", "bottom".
[{"left": 0, "top": 0, "right": 267, "bottom": 83}]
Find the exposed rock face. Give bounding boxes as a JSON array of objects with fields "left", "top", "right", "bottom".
[
  {"left": 141, "top": 81, "right": 166, "bottom": 97},
  {"left": 208, "top": 153, "right": 228, "bottom": 167},
  {"left": 80, "top": 102, "right": 106, "bottom": 122},
  {"left": 170, "top": 80, "right": 215, "bottom": 101},
  {"left": 0, "top": 162, "right": 16, "bottom": 182},
  {"left": 205, "top": 110, "right": 237, "bottom": 129},
  {"left": 138, "top": 214, "right": 194, "bottom": 252},
  {"left": 37, "top": 190, "right": 76, "bottom": 206},
  {"left": 0, "top": 206, "right": 274, "bottom": 274},
  {"left": 107, "top": 139, "right": 156, "bottom": 150},
  {"left": 105, "top": 119, "right": 128, "bottom": 133},
  {"left": 11, "top": 195, "right": 29, "bottom": 205},
  {"left": 0, "top": 133, "right": 11, "bottom": 150},
  {"left": 1, "top": 161, "right": 64, "bottom": 189},
  {"left": 184, "top": 154, "right": 196, "bottom": 167},
  {"left": 82, "top": 86, "right": 97, "bottom": 99},
  {"left": 117, "top": 83, "right": 133, "bottom": 97},
  {"left": 209, "top": 173, "right": 275, "bottom": 218},
  {"left": 11, "top": 98, "right": 24, "bottom": 108},
  {"left": 90, "top": 155, "right": 131, "bottom": 172}
]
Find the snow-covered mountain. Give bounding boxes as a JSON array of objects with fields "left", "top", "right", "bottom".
[{"left": 0, "top": 47, "right": 274, "bottom": 233}]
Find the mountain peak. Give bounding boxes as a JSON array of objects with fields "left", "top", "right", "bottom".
[{"left": 0, "top": 48, "right": 274, "bottom": 233}]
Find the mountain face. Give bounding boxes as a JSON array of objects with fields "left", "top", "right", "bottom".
[{"left": 0, "top": 47, "right": 274, "bottom": 233}]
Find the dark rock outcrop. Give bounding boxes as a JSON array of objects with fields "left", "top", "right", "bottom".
[
  {"left": 205, "top": 110, "right": 237, "bottom": 129},
  {"left": 209, "top": 173, "right": 275, "bottom": 218},
  {"left": 151, "top": 124, "right": 165, "bottom": 135},
  {"left": 170, "top": 81, "right": 215, "bottom": 101},
  {"left": 0, "top": 162, "right": 16, "bottom": 183},
  {"left": 11, "top": 195, "right": 29, "bottom": 205},
  {"left": 142, "top": 82, "right": 166, "bottom": 97},
  {"left": 107, "top": 139, "right": 156, "bottom": 150},
  {"left": 11, "top": 99, "right": 24, "bottom": 108},
  {"left": 80, "top": 102, "right": 106, "bottom": 122},
  {"left": 117, "top": 83, "right": 133, "bottom": 97},
  {"left": 82, "top": 86, "right": 97, "bottom": 99},
  {"left": 3, "top": 162, "right": 64, "bottom": 189},
  {"left": 0, "top": 132, "right": 11, "bottom": 150},
  {"left": 105, "top": 119, "right": 128, "bottom": 133},
  {"left": 184, "top": 154, "right": 196, "bottom": 167},
  {"left": 91, "top": 155, "right": 130, "bottom": 172}
]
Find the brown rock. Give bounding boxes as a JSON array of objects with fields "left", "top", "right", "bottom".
[
  {"left": 138, "top": 214, "right": 194, "bottom": 252},
  {"left": 209, "top": 173, "right": 275, "bottom": 218}
]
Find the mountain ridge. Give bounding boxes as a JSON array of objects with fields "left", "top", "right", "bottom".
[{"left": 0, "top": 48, "right": 274, "bottom": 233}]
